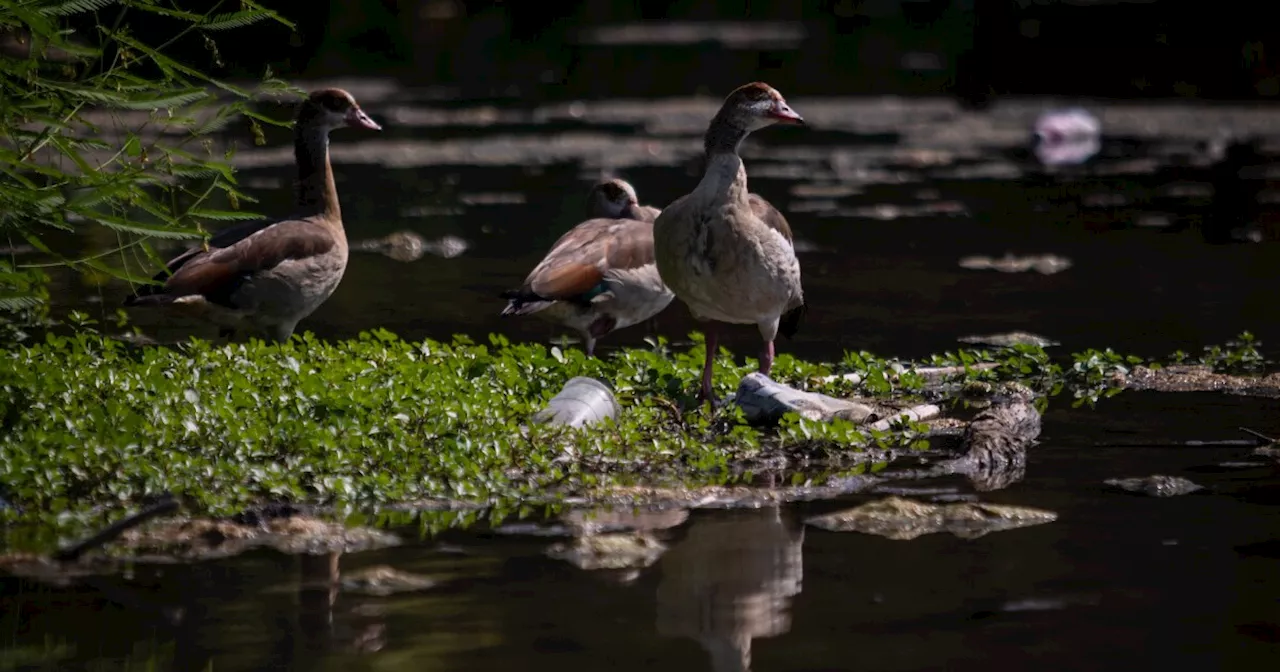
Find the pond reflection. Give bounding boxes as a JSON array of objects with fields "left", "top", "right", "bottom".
[{"left": 656, "top": 507, "right": 804, "bottom": 672}]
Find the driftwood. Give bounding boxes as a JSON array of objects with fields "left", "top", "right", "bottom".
[
  {"left": 935, "top": 389, "right": 1042, "bottom": 491},
  {"left": 818, "top": 363, "right": 1001, "bottom": 388},
  {"left": 957, "top": 331, "right": 1060, "bottom": 348},
  {"left": 546, "top": 532, "right": 667, "bottom": 571},
  {"left": 54, "top": 495, "right": 181, "bottom": 562},
  {"left": 805, "top": 496, "right": 1057, "bottom": 540},
  {"left": 118, "top": 513, "right": 400, "bottom": 560},
  {"left": 1104, "top": 475, "right": 1204, "bottom": 497},
  {"left": 1121, "top": 365, "right": 1280, "bottom": 398},
  {"left": 958, "top": 253, "right": 1073, "bottom": 275}
]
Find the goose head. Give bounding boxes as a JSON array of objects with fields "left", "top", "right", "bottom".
[
  {"left": 297, "top": 88, "right": 382, "bottom": 133},
  {"left": 588, "top": 178, "right": 640, "bottom": 218},
  {"left": 715, "top": 82, "right": 804, "bottom": 133}
]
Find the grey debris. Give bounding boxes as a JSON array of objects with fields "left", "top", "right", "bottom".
[
  {"left": 735, "top": 372, "right": 878, "bottom": 424},
  {"left": 958, "top": 331, "right": 1061, "bottom": 348},
  {"left": 805, "top": 495, "right": 1057, "bottom": 540},
  {"left": 546, "top": 532, "right": 667, "bottom": 571},
  {"left": 1104, "top": 475, "right": 1204, "bottom": 497}
]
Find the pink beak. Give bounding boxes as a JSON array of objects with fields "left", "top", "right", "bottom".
[
  {"left": 346, "top": 107, "right": 382, "bottom": 131},
  {"left": 770, "top": 101, "right": 805, "bottom": 125}
]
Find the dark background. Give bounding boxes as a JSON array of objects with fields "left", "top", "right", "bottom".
[
  {"left": 41, "top": 0, "right": 1280, "bottom": 362},
  {"left": 124, "top": 0, "right": 1280, "bottom": 104}
]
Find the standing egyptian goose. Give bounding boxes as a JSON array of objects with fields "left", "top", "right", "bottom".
[
  {"left": 588, "top": 178, "right": 662, "bottom": 222},
  {"left": 125, "top": 88, "right": 381, "bottom": 341},
  {"left": 653, "top": 82, "right": 807, "bottom": 404},
  {"left": 501, "top": 180, "right": 674, "bottom": 356}
]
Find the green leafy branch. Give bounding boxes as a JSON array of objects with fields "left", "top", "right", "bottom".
[{"left": 0, "top": 0, "right": 301, "bottom": 332}]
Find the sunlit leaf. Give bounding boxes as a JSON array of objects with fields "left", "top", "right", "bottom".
[
  {"left": 187, "top": 208, "right": 258, "bottom": 221},
  {"left": 75, "top": 210, "right": 207, "bottom": 240},
  {"left": 36, "top": 0, "right": 119, "bottom": 17}
]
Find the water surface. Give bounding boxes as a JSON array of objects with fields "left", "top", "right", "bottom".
[
  {"left": 39, "top": 90, "right": 1280, "bottom": 366},
  {"left": 11, "top": 68, "right": 1280, "bottom": 672},
  {"left": 4, "top": 392, "right": 1279, "bottom": 670}
]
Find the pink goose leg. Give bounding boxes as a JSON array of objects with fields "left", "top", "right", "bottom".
[{"left": 759, "top": 339, "right": 775, "bottom": 376}]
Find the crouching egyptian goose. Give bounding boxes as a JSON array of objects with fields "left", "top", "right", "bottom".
[
  {"left": 588, "top": 177, "right": 662, "bottom": 222},
  {"left": 124, "top": 88, "right": 381, "bottom": 341},
  {"left": 501, "top": 179, "right": 675, "bottom": 356},
  {"left": 653, "top": 82, "right": 807, "bottom": 403}
]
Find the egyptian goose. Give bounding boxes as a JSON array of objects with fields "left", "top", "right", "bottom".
[
  {"left": 588, "top": 178, "right": 662, "bottom": 222},
  {"left": 501, "top": 179, "right": 674, "bottom": 356},
  {"left": 652, "top": 82, "right": 807, "bottom": 404},
  {"left": 125, "top": 88, "right": 381, "bottom": 341}
]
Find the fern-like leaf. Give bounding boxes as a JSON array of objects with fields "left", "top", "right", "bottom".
[
  {"left": 77, "top": 210, "right": 206, "bottom": 240},
  {"left": 0, "top": 295, "right": 45, "bottom": 312},
  {"left": 187, "top": 208, "right": 259, "bottom": 221},
  {"left": 36, "top": 0, "right": 119, "bottom": 17},
  {"left": 199, "top": 10, "right": 275, "bottom": 31},
  {"left": 117, "top": 88, "right": 210, "bottom": 111}
]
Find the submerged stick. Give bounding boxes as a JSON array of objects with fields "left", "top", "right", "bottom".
[
  {"left": 1090, "top": 439, "right": 1262, "bottom": 448},
  {"left": 1238, "top": 426, "right": 1277, "bottom": 445},
  {"left": 1090, "top": 426, "right": 1274, "bottom": 449},
  {"left": 54, "top": 496, "right": 180, "bottom": 563}
]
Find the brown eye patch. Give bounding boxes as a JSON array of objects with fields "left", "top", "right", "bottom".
[
  {"left": 311, "top": 88, "right": 354, "bottom": 112},
  {"left": 734, "top": 82, "right": 780, "bottom": 103}
]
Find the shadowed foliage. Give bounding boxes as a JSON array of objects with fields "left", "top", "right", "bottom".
[{"left": 0, "top": 0, "right": 299, "bottom": 337}]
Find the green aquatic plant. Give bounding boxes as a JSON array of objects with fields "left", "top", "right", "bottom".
[
  {"left": 0, "top": 330, "right": 825, "bottom": 534},
  {"left": 1172, "top": 330, "right": 1264, "bottom": 373},
  {"left": 0, "top": 329, "right": 1270, "bottom": 541}
]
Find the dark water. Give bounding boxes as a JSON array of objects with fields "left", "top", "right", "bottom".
[
  {"left": 41, "top": 90, "right": 1280, "bottom": 365},
  {"left": 11, "top": 11, "right": 1280, "bottom": 669},
  {"left": 3, "top": 392, "right": 1279, "bottom": 670}
]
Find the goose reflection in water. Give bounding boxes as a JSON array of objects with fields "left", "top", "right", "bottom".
[{"left": 656, "top": 506, "right": 804, "bottom": 672}]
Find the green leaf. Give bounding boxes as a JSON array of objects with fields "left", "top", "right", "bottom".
[
  {"left": 65, "top": 180, "right": 140, "bottom": 209},
  {"left": 77, "top": 255, "right": 165, "bottom": 284},
  {"left": 187, "top": 208, "right": 259, "bottom": 221},
  {"left": 74, "top": 210, "right": 207, "bottom": 240},
  {"left": 240, "top": 109, "right": 295, "bottom": 129},
  {"left": 36, "top": 0, "right": 120, "bottom": 17},
  {"left": 114, "top": 1, "right": 203, "bottom": 21},
  {"left": 199, "top": 10, "right": 278, "bottom": 31}
]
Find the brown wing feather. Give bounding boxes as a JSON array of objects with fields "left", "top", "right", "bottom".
[
  {"left": 747, "top": 194, "right": 806, "bottom": 337},
  {"left": 748, "top": 193, "right": 794, "bottom": 243},
  {"left": 529, "top": 261, "right": 605, "bottom": 299},
  {"left": 504, "top": 218, "right": 656, "bottom": 307},
  {"left": 127, "top": 217, "right": 336, "bottom": 308},
  {"left": 602, "top": 220, "right": 656, "bottom": 270}
]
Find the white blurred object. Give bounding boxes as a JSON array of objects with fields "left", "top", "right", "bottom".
[
  {"left": 532, "top": 377, "right": 620, "bottom": 428},
  {"left": 734, "top": 373, "right": 874, "bottom": 424},
  {"left": 1032, "top": 108, "right": 1101, "bottom": 166}
]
